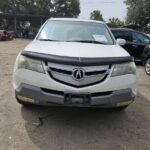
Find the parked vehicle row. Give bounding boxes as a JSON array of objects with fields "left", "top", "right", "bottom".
[
  {"left": 2, "top": 23, "right": 150, "bottom": 76},
  {"left": 0, "top": 29, "right": 36, "bottom": 40}
]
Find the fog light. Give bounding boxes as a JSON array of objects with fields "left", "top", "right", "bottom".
[
  {"left": 117, "top": 101, "right": 132, "bottom": 107},
  {"left": 17, "top": 95, "right": 35, "bottom": 103}
]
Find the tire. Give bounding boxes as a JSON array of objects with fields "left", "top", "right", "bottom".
[{"left": 145, "top": 58, "right": 150, "bottom": 76}]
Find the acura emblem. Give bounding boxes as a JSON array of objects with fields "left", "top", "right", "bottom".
[{"left": 73, "top": 68, "right": 85, "bottom": 80}]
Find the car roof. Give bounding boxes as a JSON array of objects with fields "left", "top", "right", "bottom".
[
  {"left": 110, "top": 28, "right": 134, "bottom": 31},
  {"left": 49, "top": 18, "right": 105, "bottom": 24},
  {"left": 111, "top": 28, "right": 150, "bottom": 38}
]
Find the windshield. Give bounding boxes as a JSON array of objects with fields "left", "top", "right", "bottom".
[{"left": 37, "top": 20, "right": 114, "bottom": 45}]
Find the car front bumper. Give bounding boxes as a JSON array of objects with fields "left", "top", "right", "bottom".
[{"left": 15, "top": 83, "right": 135, "bottom": 108}]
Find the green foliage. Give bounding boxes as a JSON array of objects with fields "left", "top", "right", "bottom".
[
  {"left": 0, "top": 0, "right": 80, "bottom": 29},
  {"left": 53, "top": 0, "right": 80, "bottom": 18},
  {"left": 0, "top": 0, "right": 80, "bottom": 17},
  {"left": 90, "top": 10, "right": 104, "bottom": 21},
  {"left": 107, "top": 17, "right": 125, "bottom": 27},
  {"left": 124, "top": 0, "right": 150, "bottom": 27}
]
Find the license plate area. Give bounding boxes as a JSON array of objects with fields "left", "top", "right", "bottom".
[{"left": 64, "top": 93, "right": 91, "bottom": 105}]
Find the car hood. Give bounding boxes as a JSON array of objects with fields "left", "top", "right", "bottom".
[{"left": 24, "top": 40, "right": 129, "bottom": 58}]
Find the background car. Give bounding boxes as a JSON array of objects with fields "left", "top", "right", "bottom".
[
  {"left": 0, "top": 30, "right": 15, "bottom": 41},
  {"left": 145, "top": 57, "right": 150, "bottom": 75},
  {"left": 0, "top": 30, "right": 7, "bottom": 41},
  {"left": 142, "top": 45, "right": 150, "bottom": 75},
  {"left": 7, "top": 31, "right": 15, "bottom": 40},
  {"left": 111, "top": 28, "right": 150, "bottom": 62}
]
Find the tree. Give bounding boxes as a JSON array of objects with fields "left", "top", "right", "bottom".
[
  {"left": 0, "top": 0, "right": 53, "bottom": 29},
  {"left": 0, "top": 0, "right": 80, "bottom": 17},
  {"left": 107, "top": 17, "right": 125, "bottom": 27},
  {"left": 124, "top": 0, "right": 150, "bottom": 27},
  {"left": 0, "top": 0, "right": 81, "bottom": 29},
  {"left": 0, "top": 0, "right": 53, "bottom": 15},
  {"left": 53, "top": 0, "right": 80, "bottom": 18},
  {"left": 90, "top": 10, "right": 104, "bottom": 21}
]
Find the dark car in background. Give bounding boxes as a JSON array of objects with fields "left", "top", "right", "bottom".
[
  {"left": 111, "top": 28, "right": 150, "bottom": 61},
  {"left": 111, "top": 28, "right": 150, "bottom": 75}
]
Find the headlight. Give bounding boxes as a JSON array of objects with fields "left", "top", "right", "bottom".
[
  {"left": 111, "top": 62, "right": 136, "bottom": 77},
  {"left": 17, "top": 55, "right": 45, "bottom": 73}
]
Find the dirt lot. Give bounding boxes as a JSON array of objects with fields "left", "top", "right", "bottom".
[{"left": 0, "top": 39, "right": 150, "bottom": 150}]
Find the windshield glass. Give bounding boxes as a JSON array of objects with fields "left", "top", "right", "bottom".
[{"left": 38, "top": 20, "right": 114, "bottom": 45}]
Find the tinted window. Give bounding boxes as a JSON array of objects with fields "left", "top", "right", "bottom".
[
  {"left": 124, "top": 32, "right": 132, "bottom": 42},
  {"left": 111, "top": 30, "right": 124, "bottom": 39},
  {"left": 112, "top": 30, "right": 132, "bottom": 42},
  {"left": 133, "top": 32, "right": 150, "bottom": 44}
]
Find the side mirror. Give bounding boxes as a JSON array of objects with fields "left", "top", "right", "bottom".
[{"left": 116, "top": 38, "right": 126, "bottom": 46}]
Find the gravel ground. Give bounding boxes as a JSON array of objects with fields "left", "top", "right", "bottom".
[{"left": 0, "top": 39, "right": 150, "bottom": 150}]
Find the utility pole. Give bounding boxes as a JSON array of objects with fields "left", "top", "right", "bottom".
[{"left": 13, "top": 0, "right": 17, "bottom": 33}]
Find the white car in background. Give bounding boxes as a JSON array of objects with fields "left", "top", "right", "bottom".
[{"left": 13, "top": 18, "right": 137, "bottom": 110}]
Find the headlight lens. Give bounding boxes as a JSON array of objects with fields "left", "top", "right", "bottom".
[
  {"left": 17, "top": 55, "right": 45, "bottom": 73},
  {"left": 111, "top": 62, "right": 136, "bottom": 77}
]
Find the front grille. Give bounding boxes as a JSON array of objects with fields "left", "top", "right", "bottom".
[{"left": 45, "top": 62, "right": 111, "bottom": 88}]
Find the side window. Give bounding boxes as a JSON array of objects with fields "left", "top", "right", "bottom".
[
  {"left": 133, "top": 32, "right": 150, "bottom": 44},
  {"left": 111, "top": 30, "right": 124, "bottom": 40},
  {"left": 124, "top": 32, "right": 132, "bottom": 42}
]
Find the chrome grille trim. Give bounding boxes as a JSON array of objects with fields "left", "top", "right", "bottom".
[{"left": 46, "top": 62, "right": 111, "bottom": 88}]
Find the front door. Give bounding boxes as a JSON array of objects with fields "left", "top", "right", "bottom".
[
  {"left": 122, "top": 31, "right": 134, "bottom": 57},
  {"left": 132, "top": 32, "right": 150, "bottom": 60}
]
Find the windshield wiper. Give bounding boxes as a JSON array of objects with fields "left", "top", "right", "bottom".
[
  {"left": 66, "top": 40, "right": 107, "bottom": 45},
  {"left": 38, "top": 39, "right": 59, "bottom": 42},
  {"left": 38, "top": 39, "right": 107, "bottom": 44}
]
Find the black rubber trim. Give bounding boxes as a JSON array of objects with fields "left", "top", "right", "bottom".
[
  {"left": 22, "top": 51, "right": 134, "bottom": 66},
  {"left": 48, "top": 67, "right": 72, "bottom": 75},
  {"left": 41, "top": 88, "right": 64, "bottom": 96},
  {"left": 85, "top": 70, "right": 107, "bottom": 76}
]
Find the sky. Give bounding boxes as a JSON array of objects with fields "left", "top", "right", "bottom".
[{"left": 79, "top": 0, "right": 127, "bottom": 22}]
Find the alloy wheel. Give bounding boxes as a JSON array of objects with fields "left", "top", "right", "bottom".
[{"left": 145, "top": 58, "right": 150, "bottom": 75}]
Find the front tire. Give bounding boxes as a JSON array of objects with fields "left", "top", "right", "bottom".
[{"left": 145, "top": 58, "right": 150, "bottom": 76}]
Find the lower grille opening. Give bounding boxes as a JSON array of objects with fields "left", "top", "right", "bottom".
[
  {"left": 41, "top": 88, "right": 113, "bottom": 97},
  {"left": 41, "top": 88, "right": 64, "bottom": 96},
  {"left": 91, "top": 91, "right": 113, "bottom": 97}
]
